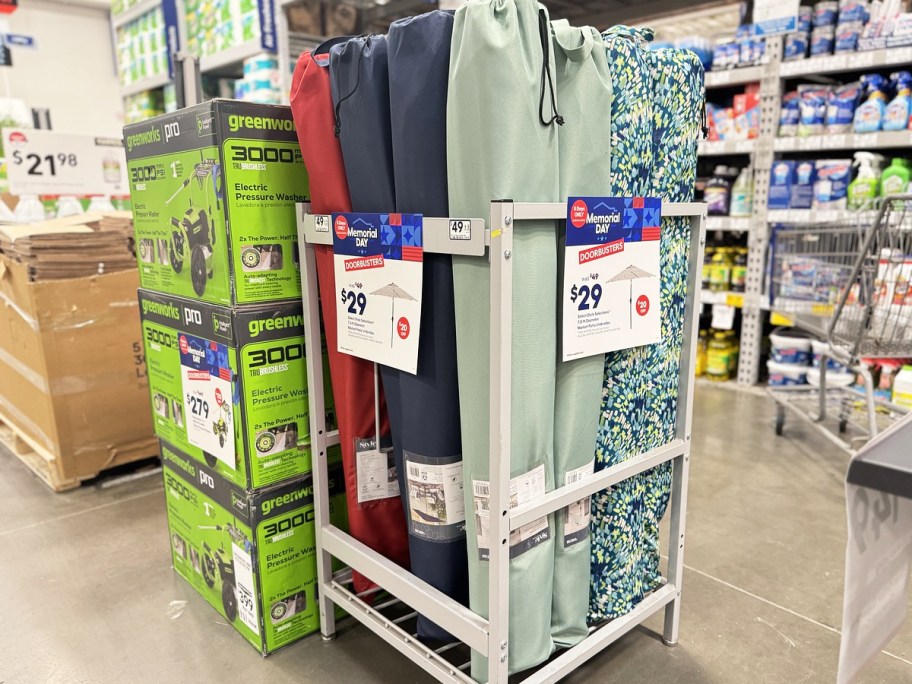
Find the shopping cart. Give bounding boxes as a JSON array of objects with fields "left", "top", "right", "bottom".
[{"left": 768, "top": 196, "right": 912, "bottom": 454}]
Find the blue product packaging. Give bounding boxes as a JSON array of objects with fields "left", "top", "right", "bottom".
[
  {"left": 854, "top": 73, "right": 888, "bottom": 133},
  {"left": 826, "top": 81, "right": 862, "bottom": 133},
  {"left": 883, "top": 71, "right": 912, "bottom": 131},
  {"left": 838, "top": 0, "right": 869, "bottom": 23},
  {"left": 785, "top": 31, "right": 810, "bottom": 60},
  {"left": 811, "top": 25, "right": 836, "bottom": 54},
  {"left": 798, "top": 84, "right": 831, "bottom": 136},
  {"left": 769, "top": 160, "right": 797, "bottom": 210},
  {"left": 790, "top": 160, "right": 817, "bottom": 208},
  {"left": 799, "top": 5, "right": 813, "bottom": 32},
  {"left": 814, "top": 0, "right": 839, "bottom": 27},
  {"left": 835, "top": 20, "right": 864, "bottom": 51},
  {"left": 813, "top": 159, "right": 852, "bottom": 210},
  {"left": 779, "top": 90, "right": 801, "bottom": 136}
]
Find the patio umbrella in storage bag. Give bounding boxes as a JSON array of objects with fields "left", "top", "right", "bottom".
[
  {"left": 447, "top": 0, "right": 560, "bottom": 675},
  {"left": 589, "top": 30, "right": 704, "bottom": 622},
  {"left": 548, "top": 19, "right": 612, "bottom": 649},
  {"left": 386, "top": 10, "right": 469, "bottom": 643},
  {"left": 289, "top": 44, "right": 410, "bottom": 595}
]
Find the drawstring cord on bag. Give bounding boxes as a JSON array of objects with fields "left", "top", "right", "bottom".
[
  {"left": 333, "top": 36, "right": 370, "bottom": 137},
  {"left": 701, "top": 101, "right": 709, "bottom": 139},
  {"left": 538, "top": 9, "right": 564, "bottom": 127}
]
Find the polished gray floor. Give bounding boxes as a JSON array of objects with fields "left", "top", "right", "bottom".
[{"left": 0, "top": 386, "right": 910, "bottom": 683}]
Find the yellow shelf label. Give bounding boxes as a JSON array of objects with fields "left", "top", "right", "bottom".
[
  {"left": 770, "top": 312, "right": 794, "bottom": 326},
  {"left": 812, "top": 303, "right": 834, "bottom": 316},
  {"left": 726, "top": 293, "right": 744, "bottom": 308}
]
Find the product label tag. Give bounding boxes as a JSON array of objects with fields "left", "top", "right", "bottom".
[
  {"left": 473, "top": 463, "right": 550, "bottom": 561},
  {"left": 752, "top": 0, "right": 799, "bottom": 36},
  {"left": 355, "top": 437, "right": 399, "bottom": 504},
  {"left": 3, "top": 128, "right": 129, "bottom": 196},
  {"left": 332, "top": 213, "right": 423, "bottom": 374},
  {"left": 563, "top": 461, "right": 595, "bottom": 547},
  {"left": 180, "top": 333, "right": 235, "bottom": 468},
  {"left": 232, "top": 542, "right": 260, "bottom": 636},
  {"left": 448, "top": 218, "right": 471, "bottom": 241},
  {"left": 711, "top": 304, "right": 736, "bottom": 330},
  {"left": 404, "top": 452, "right": 466, "bottom": 542},
  {"left": 313, "top": 214, "right": 330, "bottom": 233},
  {"left": 562, "top": 196, "right": 662, "bottom": 361}
]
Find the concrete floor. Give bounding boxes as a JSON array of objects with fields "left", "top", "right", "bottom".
[{"left": 1, "top": 386, "right": 911, "bottom": 683}]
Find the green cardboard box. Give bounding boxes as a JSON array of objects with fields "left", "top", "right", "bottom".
[
  {"left": 125, "top": 99, "right": 308, "bottom": 306},
  {"left": 161, "top": 439, "right": 347, "bottom": 654},
  {"left": 140, "top": 288, "right": 334, "bottom": 490}
]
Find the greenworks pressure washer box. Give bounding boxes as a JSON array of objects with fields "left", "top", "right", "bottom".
[
  {"left": 125, "top": 99, "right": 308, "bottom": 306},
  {"left": 161, "top": 440, "right": 348, "bottom": 654},
  {"left": 140, "top": 288, "right": 332, "bottom": 491}
]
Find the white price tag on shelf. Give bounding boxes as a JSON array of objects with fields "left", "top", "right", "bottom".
[
  {"left": 711, "top": 304, "right": 736, "bottom": 330},
  {"left": 3, "top": 128, "right": 129, "bottom": 196},
  {"left": 889, "top": 47, "right": 912, "bottom": 65},
  {"left": 829, "top": 134, "right": 848, "bottom": 149},
  {"left": 850, "top": 51, "right": 877, "bottom": 68},
  {"left": 313, "top": 214, "right": 330, "bottom": 233}
]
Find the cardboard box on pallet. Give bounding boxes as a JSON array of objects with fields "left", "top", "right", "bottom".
[
  {"left": 124, "top": 99, "right": 308, "bottom": 306},
  {"left": 140, "top": 288, "right": 335, "bottom": 491},
  {"left": 0, "top": 254, "right": 156, "bottom": 490},
  {"left": 161, "top": 439, "right": 348, "bottom": 654}
]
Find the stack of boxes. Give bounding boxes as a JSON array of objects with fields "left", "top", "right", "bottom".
[{"left": 125, "top": 99, "right": 345, "bottom": 654}]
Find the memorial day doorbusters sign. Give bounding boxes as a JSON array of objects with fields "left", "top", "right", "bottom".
[
  {"left": 562, "top": 197, "right": 661, "bottom": 361},
  {"left": 332, "top": 212, "right": 423, "bottom": 374}
]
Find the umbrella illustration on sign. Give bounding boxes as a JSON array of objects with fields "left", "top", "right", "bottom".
[
  {"left": 606, "top": 264, "right": 656, "bottom": 329},
  {"left": 370, "top": 282, "right": 417, "bottom": 347}
]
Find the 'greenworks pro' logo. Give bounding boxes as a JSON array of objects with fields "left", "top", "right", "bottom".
[
  {"left": 126, "top": 127, "right": 161, "bottom": 152},
  {"left": 142, "top": 299, "right": 181, "bottom": 320},
  {"left": 262, "top": 485, "right": 313, "bottom": 515},
  {"left": 227, "top": 114, "right": 295, "bottom": 133},
  {"left": 248, "top": 314, "right": 304, "bottom": 338},
  {"left": 162, "top": 446, "right": 197, "bottom": 478}
]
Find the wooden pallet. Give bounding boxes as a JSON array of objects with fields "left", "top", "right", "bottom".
[{"left": 0, "top": 412, "right": 158, "bottom": 492}]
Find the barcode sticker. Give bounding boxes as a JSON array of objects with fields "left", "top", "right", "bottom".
[
  {"left": 563, "top": 462, "right": 594, "bottom": 547},
  {"left": 404, "top": 454, "right": 465, "bottom": 542},
  {"left": 232, "top": 543, "right": 260, "bottom": 635},
  {"left": 355, "top": 437, "right": 400, "bottom": 504},
  {"left": 473, "top": 464, "right": 549, "bottom": 561}
]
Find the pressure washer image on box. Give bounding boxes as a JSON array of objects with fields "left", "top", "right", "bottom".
[
  {"left": 139, "top": 239, "right": 155, "bottom": 264},
  {"left": 196, "top": 520, "right": 252, "bottom": 624},
  {"left": 153, "top": 393, "right": 169, "bottom": 419},
  {"left": 270, "top": 590, "right": 307, "bottom": 624},
  {"left": 241, "top": 244, "right": 284, "bottom": 272},
  {"left": 255, "top": 422, "right": 297, "bottom": 458},
  {"left": 166, "top": 152, "right": 224, "bottom": 297}
]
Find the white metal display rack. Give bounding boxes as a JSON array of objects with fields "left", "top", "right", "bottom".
[{"left": 296, "top": 200, "right": 706, "bottom": 683}]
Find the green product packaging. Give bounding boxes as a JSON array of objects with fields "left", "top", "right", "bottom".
[
  {"left": 124, "top": 100, "right": 308, "bottom": 306},
  {"left": 140, "top": 288, "right": 333, "bottom": 490},
  {"left": 881, "top": 158, "right": 912, "bottom": 197},
  {"left": 161, "top": 439, "right": 348, "bottom": 654}
]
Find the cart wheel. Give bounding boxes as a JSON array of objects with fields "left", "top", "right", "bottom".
[
  {"left": 222, "top": 583, "right": 238, "bottom": 622},
  {"left": 775, "top": 409, "right": 785, "bottom": 436},
  {"left": 202, "top": 554, "right": 216, "bottom": 588},
  {"left": 839, "top": 418, "right": 848, "bottom": 434},
  {"left": 203, "top": 451, "right": 218, "bottom": 468},
  {"left": 190, "top": 245, "right": 207, "bottom": 296}
]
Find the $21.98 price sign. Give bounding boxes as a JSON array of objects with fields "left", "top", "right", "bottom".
[
  {"left": 3, "top": 128, "right": 130, "bottom": 196},
  {"left": 562, "top": 196, "right": 662, "bottom": 361},
  {"left": 332, "top": 212, "right": 423, "bottom": 375}
]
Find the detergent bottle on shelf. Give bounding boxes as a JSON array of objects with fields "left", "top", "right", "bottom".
[
  {"left": 884, "top": 71, "right": 912, "bottom": 131},
  {"left": 706, "top": 332, "right": 732, "bottom": 382},
  {"left": 880, "top": 157, "right": 912, "bottom": 196},
  {"left": 854, "top": 74, "right": 889, "bottom": 133},
  {"left": 729, "top": 167, "right": 754, "bottom": 217},
  {"left": 847, "top": 151, "right": 885, "bottom": 209}
]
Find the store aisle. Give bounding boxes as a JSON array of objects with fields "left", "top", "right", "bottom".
[{"left": 0, "top": 386, "right": 910, "bottom": 683}]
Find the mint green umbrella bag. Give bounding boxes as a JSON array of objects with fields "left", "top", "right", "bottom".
[
  {"left": 447, "top": 0, "right": 560, "bottom": 676},
  {"left": 549, "top": 19, "right": 611, "bottom": 649}
]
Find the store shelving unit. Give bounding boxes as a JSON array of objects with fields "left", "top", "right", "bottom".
[
  {"left": 297, "top": 200, "right": 706, "bottom": 683},
  {"left": 120, "top": 72, "right": 171, "bottom": 98},
  {"left": 700, "top": 31, "right": 912, "bottom": 386},
  {"left": 199, "top": 39, "right": 266, "bottom": 75},
  {"left": 706, "top": 216, "right": 751, "bottom": 231},
  {"left": 111, "top": 0, "right": 162, "bottom": 28}
]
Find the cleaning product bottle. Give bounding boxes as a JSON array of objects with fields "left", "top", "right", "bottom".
[
  {"left": 847, "top": 151, "right": 885, "bottom": 209},
  {"left": 730, "top": 247, "right": 748, "bottom": 292},
  {"left": 710, "top": 247, "right": 734, "bottom": 292},
  {"left": 707, "top": 331, "right": 732, "bottom": 382},
  {"left": 730, "top": 167, "right": 754, "bottom": 217},
  {"left": 702, "top": 246, "right": 715, "bottom": 291},
  {"left": 892, "top": 365, "right": 912, "bottom": 409},
  {"left": 881, "top": 157, "right": 911, "bottom": 196},
  {"left": 854, "top": 73, "right": 889, "bottom": 133},
  {"left": 884, "top": 71, "right": 912, "bottom": 131},
  {"left": 696, "top": 329, "right": 708, "bottom": 377},
  {"left": 705, "top": 165, "right": 733, "bottom": 215}
]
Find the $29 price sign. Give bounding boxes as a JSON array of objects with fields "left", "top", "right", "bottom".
[
  {"left": 3, "top": 128, "right": 130, "bottom": 196},
  {"left": 332, "top": 212, "right": 423, "bottom": 375},
  {"left": 562, "top": 196, "right": 662, "bottom": 361}
]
